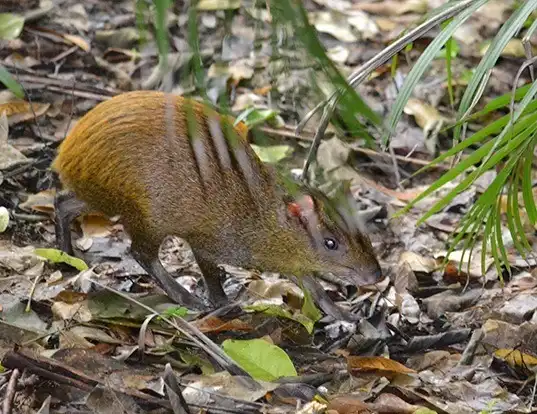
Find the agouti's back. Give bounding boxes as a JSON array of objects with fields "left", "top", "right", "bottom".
[{"left": 53, "top": 91, "right": 382, "bottom": 307}]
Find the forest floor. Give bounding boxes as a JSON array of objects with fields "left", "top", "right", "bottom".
[{"left": 0, "top": 1, "right": 535, "bottom": 413}]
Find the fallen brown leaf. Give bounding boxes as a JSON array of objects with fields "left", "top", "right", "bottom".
[
  {"left": 0, "top": 100, "right": 50, "bottom": 125},
  {"left": 347, "top": 356, "right": 416, "bottom": 377}
]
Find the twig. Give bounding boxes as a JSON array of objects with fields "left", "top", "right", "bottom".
[
  {"left": 388, "top": 145, "right": 402, "bottom": 189},
  {"left": 90, "top": 279, "right": 260, "bottom": 390},
  {"left": 2, "top": 369, "right": 20, "bottom": 414},
  {"left": 458, "top": 328, "right": 484, "bottom": 366},
  {"left": 12, "top": 66, "right": 45, "bottom": 141}
]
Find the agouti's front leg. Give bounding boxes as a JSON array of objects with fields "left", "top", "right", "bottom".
[
  {"left": 130, "top": 238, "right": 206, "bottom": 310},
  {"left": 192, "top": 252, "right": 229, "bottom": 307},
  {"left": 54, "top": 191, "right": 88, "bottom": 255}
]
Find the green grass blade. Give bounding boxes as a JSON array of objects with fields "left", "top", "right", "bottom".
[
  {"left": 445, "top": 35, "right": 455, "bottom": 108},
  {"left": 410, "top": 102, "right": 537, "bottom": 177},
  {"left": 471, "top": 83, "right": 532, "bottom": 118},
  {"left": 513, "top": 165, "right": 532, "bottom": 252},
  {"left": 416, "top": 119, "right": 537, "bottom": 223},
  {"left": 495, "top": 197, "right": 510, "bottom": 276},
  {"left": 506, "top": 174, "right": 526, "bottom": 257},
  {"left": 454, "top": 0, "right": 537, "bottom": 141},
  {"left": 382, "top": 0, "right": 488, "bottom": 145},
  {"left": 399, "top": 138, "right": 496, "bottom": 216},
  {"left": 481, "top": 211, "right": 492, "bottom": 276},
  {"left": 522, "top": 144, "right": 537, "bottom": 224},
  {"left": 0, "top": 65, "right": 24, "bottom": 98},
  {"left": 154, "top": 0, "right": 171, "bottom": 70}
]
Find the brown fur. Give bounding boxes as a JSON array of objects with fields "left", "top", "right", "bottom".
[{"left": 53, "top": 91, "right": 381, "bottom": 290}]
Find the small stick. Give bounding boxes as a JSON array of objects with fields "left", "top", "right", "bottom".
[{"left": 2, "top": 369, "right": 20, "bottom": 414}]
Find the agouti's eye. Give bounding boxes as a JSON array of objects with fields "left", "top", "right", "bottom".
[{"left": 324, "top": 238, "right": 338, "bottom": 250}]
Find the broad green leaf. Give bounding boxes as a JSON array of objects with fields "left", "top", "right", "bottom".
[
  {"left": 34, "top": 248, "right": 88, "bottom": 271},
  {"left": 0, "top": 65, "right": 24, "bottom": 98},
  {"left": 251, "top": 144, "right": 293, "bottom": 164},
  {"left": 245, "top": 304, "right": 316, "bottom": 333},
  {"left": 301, "top": 287, "right": 322, "bottom": 325},
  {"left": 236, "top": 108, "right": 280, "bottom": 128},
  {"left": 0, "top": 13, "right": 24, "bottom": 40},
  {"left": 159, "top": 306, "right": 189, "bottom": 318},
  {"left": 222, "top": 338, "right": 297, "bottom": 381}
]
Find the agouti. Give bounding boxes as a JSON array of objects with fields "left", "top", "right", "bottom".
[{"left": 52, "top": 91, "right": 382, "bottom": 309}]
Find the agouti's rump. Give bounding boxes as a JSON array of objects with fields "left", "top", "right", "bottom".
[{"left": 53, "top": 91, "right": 382, "bottom": 309}]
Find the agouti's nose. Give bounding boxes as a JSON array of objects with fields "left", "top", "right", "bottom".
[
  {"left": 373, "top": 267, "right": 383, "bottom": 280},
  {"left": 363, "top": 265, "right": 383, "bottom": 285}
]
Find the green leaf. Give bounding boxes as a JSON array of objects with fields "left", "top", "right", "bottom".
[
  {"left": 445, "top": 35, "right": 455, "bottom": 107},
  {"left": 0, "top": 65, "right": 24, "bottom": 98},
  {"left": 0, "top": 13, "right": 24, "bottom": 40},
  {"left": 398, "top": 111, "right": 537, "bottom": 219},
  {"left": 159, "top": 306, "right": 189, "bottom": 318},
  {"left": 251, "top": 144, "right": 293, "bottom": 164},
  {"left": 301, "top": 286, "right": 322, "bottom": 325},
  {"left": 236, "top": 108, "right": 279, "bottom": 128},
  {"left": 153, "top": 0, "right": 171, "bottom": 69},
  {"left": 179, "top": 350, "right": 215, "bottom": 375},
  {"left": 222, "top": 338, "right": 297, "bottom": 381},
  {"left": 522, "top": 147, "right": 537, "bottom": 224},
  {"left": 34, "top": 248, "right": 88, "bottom": 271},
  {"left": 245, "top": 304, "right": 316, "bottom": 334}
]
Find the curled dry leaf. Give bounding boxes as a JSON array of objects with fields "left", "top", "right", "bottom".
[
  {"left": 194, "top": 315, "right": 253, "bottom": 333},
  {"left": 80, "top": 213, "right": 113, "bottom": 238},
  {"left": 403, "top": 98, "right": 446, "bottom": 154},
  {"left": 0, "top": 100, "right": 50, "bottom": 125},
  {"left": 0, "top": 206, "right": 9, "bottom": 232},
  {"left": 308, "top": 11, "right": 359, "bottom": 43},
  {"left": 353, "top": 0, "right": 428, "bottom": 15},
  {"left": 327, "top": 395, "right": 371, "bottom": 414},
  {"left": 197, "top": 0, "right": 241, "bottom": 10},
  {"left": 347, "top": 356, "right": 416, "bottom": 378},
  {"left": 399, "top": 251, "right": 437, "bottom": 274},
  {"left": 369, "top": 393, "right": 419, "bottom": 414},
  {"left": 19, "top": 189, "right": 55, "bottom": 215}
]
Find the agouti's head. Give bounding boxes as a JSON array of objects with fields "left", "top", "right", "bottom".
[{"left": 286, "top": 187, "right": 382, "bottom": 287}]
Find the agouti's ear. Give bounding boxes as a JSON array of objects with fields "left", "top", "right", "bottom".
[{"left": 287, "top": 195, "right": 314, "bottom": 220}]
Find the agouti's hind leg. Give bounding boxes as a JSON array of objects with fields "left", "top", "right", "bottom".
[
  {"left": 54, "top": 190, "right": 88, "bottom": 255},
  {"left": 193, "top": 253, "right": 228, "bottom": 307},
  {"left": 130, "top": 238, "right": 205, "bottom": 310}
]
